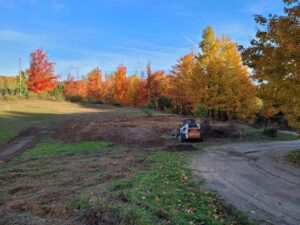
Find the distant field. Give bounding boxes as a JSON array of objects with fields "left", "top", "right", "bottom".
[
  {"left": 0, "top": 100, "right": 103, "bottom": 145},
  {"left": 0, "top": 100, "right": 160, "bottom": 145}
]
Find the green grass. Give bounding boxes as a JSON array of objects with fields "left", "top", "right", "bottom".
[
  {"left": 72, "top": 152, "right": 253, "bottom": 225},
  {"left": 286, "top": 150, "right": 300, "bottom": 166},
  {"left": 24, "top": 139, "right": 112, "bottom": 156},
  {"left": 242, "top": 126, "right": 299, "bottom": 142}
]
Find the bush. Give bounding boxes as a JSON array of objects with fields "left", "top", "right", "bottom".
[
  {"left": 263, "top": 126, "right": 278, "bottom": 137},
  {"left": 1, "top": 95, "right": 18, "bottom": 101},
  {"left": 66, "top": 95, "right": 84, "bottom": 103},
  {"left": 147, "top": 100, "right": 156, "bottom": 110},
  {"left": 88, "top": 98, "right": 103, "bottom": 104},
  {"left": 112, "top": 103, "right": 122, "bottom": 107},
  {"left": 39, "top": 92, "right": 52, "bottom": 100},
  {"left": 53, "top": 83, "right": 65, "bottom": 101},
  {"left": 141, "top": 108, "right": 152, "bottom": 117},
  {"left": 158, "top": 96, "right": 172, "bottom": 111},
  {"left": 194, "top": 106, "right": 208, "bottom": 118}
]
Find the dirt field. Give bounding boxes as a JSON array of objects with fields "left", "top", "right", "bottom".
[
  {"left": 0, "top": 103, "right": 194, "bottom": 224},
  {"left": 190, "top": 140, "right": 300, "bottom": 225},
  {"left": 1, "top": 101, "right": 299, "bottom": 224},
  {"left": 54, "top": 115, "right": 183, "bottom": 148}
]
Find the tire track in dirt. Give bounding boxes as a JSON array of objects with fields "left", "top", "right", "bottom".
[
  {"left": 190, "top": 140, "right": 300, "bottom": 225},
  {"left": 0, "top": 128, "right": 39, "bottom": 164}
]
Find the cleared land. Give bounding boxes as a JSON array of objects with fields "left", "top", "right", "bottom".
[
  {"left": 0, "top": 100, "right": 255, "bottom": 225},
  {"left": 0, "top": 100, "right": 299, "bottom": 224}
]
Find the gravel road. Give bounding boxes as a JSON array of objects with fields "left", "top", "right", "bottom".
[{"left": 190, "top": 140, "right": 300, "bottom": 225}]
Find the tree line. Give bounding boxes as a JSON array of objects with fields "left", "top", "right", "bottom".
[
  {"left": 1, "top": 0, "right": 299, "bottom": 132},
  {"left": 61, "top": 27, "right": 258, "bottom": 121}
]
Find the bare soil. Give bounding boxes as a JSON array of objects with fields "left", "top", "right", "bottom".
[
  {"left": 190, "top": 140, "right": 300, "bottom": 225},
  {"left": 0, "top": 128, "right": 39, "bottom": 164},
  {"left": 54, "top": 115, "right": 183, "bottom": 148}
]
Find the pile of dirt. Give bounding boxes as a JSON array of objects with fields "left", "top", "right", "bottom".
[
  {"left": 205, "top": 121, "right": 241, "bottom": 139},
  {"left": 54, "top": 116, "right": 182, "bottom": 148}
]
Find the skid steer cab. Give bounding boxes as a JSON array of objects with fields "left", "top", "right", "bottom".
[{"left": 177, "top": 118, "right": 204, "bottom": 142}]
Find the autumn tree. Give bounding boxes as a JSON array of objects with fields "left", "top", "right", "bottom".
[
  {"left": 191, "top": 27, "right": 258, "bottom": 120},
  {"left": 170, "top": 52, "right": 195, "bottom": 114},
  {"left": 241, "top": 0, "right": 300, "bottom": 130},
  {"left": 63, "top": 75, "right": 88, "bottom": 100},
  {"left": 145, "top": 64, "right": 170, "bottom": 109},
  {"left": 125, "top": 74, "right": 146, "bottom": 107},
  {"left": 101, "top": 74, "right": 114, "bottom": 103},
  {"left": 27, "top": 49, "right": 58, "bottom": 93},
  {"left": 112, "top": 65, "right": 128, "bottom": 105},
  {"left": 76, "top": 77, "right": 88, "bottom": 99},
  {"left": 145, "top": 63, "right": 154, "bottom": 103},
  {"left": 88, "top": 68, "right": 102, "bottom": 101},
  {"left": 63, "top": 75, "right": 76, "bottom": 97}
]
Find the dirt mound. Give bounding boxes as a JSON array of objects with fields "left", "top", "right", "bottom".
[
  {"left": 205, "top": 121, "right": 241, "bottom": 138},
  {"left": 164, "top": 144, "right": 197, "bottom": 152},
  {"left": 18, "top": 127, "right": 39, "bottom": 136},
  {"left": 54, "top": 116, "right": 182, "bottom": 148}
]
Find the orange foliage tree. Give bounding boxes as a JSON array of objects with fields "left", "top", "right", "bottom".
[
  {"left": 27, "top": 49, "right": 58, "bottom": 93},
  {"left": 101, "top": 74, "right": 113, "bottom": 103},
  {"left": 126, "top": 74, "right": 147, "bottom": 107},
  {"left": 63, "top": 75, "right": 88, "bottom": 100},
  {"left": 170, "top": 52, "right": 195, "bottom": 114},
  {"left": 145, "top": 64, "right": 169, "bottom": 109},
  {"left": 88, "top": 68, "right": 102, "bottom": 101},
  {"left": 191, "top": 27, "right": 258, "bottom": 120},
  {"left": 112, "top": 65, "right": 128, "bottom": 105}
]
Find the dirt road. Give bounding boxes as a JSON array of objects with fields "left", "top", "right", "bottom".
[{"left": 190, "top": 140, "right": 300, "bottom": 225}]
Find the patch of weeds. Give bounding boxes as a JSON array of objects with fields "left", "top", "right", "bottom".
[
  {"left": 74, "top": 152, "right": 253, "bottom": 225},
  {"left": 70, "top": 194, "right": 92, "bottom": 211},
  {"left": 120, "top": 204, "right": 153, "bottom": 225},
  {"left": 286, "top": 149, "right": 300, "bottom": 166},
  {"left": 142, "top": 108, "right": 153, "bottom": 117},
  {"left": 24, "top": 139, "right": 112, "bottom": 156}
]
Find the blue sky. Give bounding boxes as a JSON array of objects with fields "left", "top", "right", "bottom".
[{"left": 0, "top": 0, "right": 284, "bottom": 78}]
